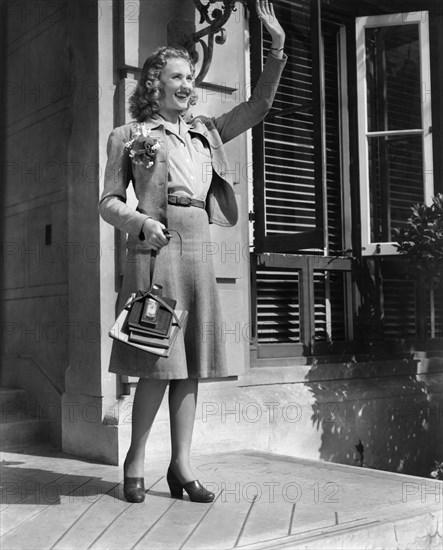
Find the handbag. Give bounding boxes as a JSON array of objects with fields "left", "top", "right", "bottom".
[{"left": 109, "top": 231, "right": 187, "bottom": 357}]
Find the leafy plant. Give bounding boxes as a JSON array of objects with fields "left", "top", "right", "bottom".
[
  {"left": 394, "top": 194, "right": 443, "bottom": 289},
  {"left": 430, "top": 460, "right": 443, "bottom": 480}
]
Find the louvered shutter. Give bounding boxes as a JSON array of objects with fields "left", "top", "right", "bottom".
[
  {"left": 314, "top": 270, "right": 347, "bottom": 342},
  {"left": 382, "top": 278, "right": 417, "bottom": 339},
  {"left": 323, "top": 26, "right": 345, "bottom": 255},
  {"left": 251, "top": 0, "right": 324, "bottom": 253},
  {"left": 255, "top": 267, "right": 301, "bottom": 344},
  {"left": 430, "top": 287, "right": 443, "bottom": 339}
]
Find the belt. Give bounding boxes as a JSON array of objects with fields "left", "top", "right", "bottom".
[{"left": 168, "top": 195, "right": 206, "bottom": 209}]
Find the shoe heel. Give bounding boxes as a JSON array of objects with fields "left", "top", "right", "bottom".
[
  {"left": 167, "top": 468, "right": 183, "bottom": 499},
  {"left": 123, "top": 458, "right": 145, "bottom": 503},
  {"left": 169, "top": 484, "right": 184, "bottom": 499},
  {"left": 123, "top": 477, "right": 145, "bottom": 503},
  {"left": 166, "top": 466, "right": 215, "bottom": 503}
]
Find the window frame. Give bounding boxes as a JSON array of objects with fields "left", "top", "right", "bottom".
[{"left": 356, "top": 11, "right": 434, "bottom": 256}]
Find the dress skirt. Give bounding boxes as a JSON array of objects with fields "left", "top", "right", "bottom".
[{"left": 108, "top": 204, "right": 228, "bottom": 379}]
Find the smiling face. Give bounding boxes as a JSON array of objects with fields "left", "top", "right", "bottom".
[{"left": 156, "top": 57, "right": 194, "bottom": 121}]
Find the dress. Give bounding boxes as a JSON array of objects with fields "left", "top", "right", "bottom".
[{"left": 108, "top": 118, "right": 228, "bottom": 379}]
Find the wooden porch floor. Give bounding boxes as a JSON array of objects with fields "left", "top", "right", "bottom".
[{"left": 1, "top": 446, "right": 441, "bottom": 549}]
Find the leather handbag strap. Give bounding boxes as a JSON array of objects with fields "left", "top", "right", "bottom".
[
  {"left": 150, "top": 249, "right": 157, "bottom": 283},
  {"left": 124, "top": 233, "right": 184, "bottom": 329},
  {"left": 150, "top": 229, "right": 182, "bottom": 283}
]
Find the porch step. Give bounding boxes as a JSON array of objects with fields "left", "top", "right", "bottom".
[{"left": 0, "top": 387, "right": 49, "bottom": 451}]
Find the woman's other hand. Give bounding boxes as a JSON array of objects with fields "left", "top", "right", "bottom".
[
  {"left": 256, "top": 0, "right": 285, "bottom": 58},
  {"left": 141, "top": 218, "right": 170, "bottom": 251}
]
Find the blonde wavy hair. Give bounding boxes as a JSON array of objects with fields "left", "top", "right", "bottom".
[{"left": 129, "top": 46, "right": 198, "bottom": 122}]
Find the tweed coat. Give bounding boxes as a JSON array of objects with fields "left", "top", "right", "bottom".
[{"left": 98, "top": 53, "right": 287, "bottom": 248}]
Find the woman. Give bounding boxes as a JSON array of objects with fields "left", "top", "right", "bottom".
[{"left": 99, "top": 0, "right": 286, "bottom": 503}]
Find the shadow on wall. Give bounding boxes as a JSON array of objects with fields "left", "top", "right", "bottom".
[{"left": 304, "top": 357, "right": 443, "bottom": 478}]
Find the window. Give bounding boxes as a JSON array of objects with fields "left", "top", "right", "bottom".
[{"left": 356, "top": 12, "right": 434, "bottom": 255}]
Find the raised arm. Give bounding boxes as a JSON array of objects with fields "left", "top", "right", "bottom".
[
  {"left": 256, "top": 0, "right": 285, "bottom": 59},
  {"left": 212, "top": 0, "right": 286, "bottom": 144}
]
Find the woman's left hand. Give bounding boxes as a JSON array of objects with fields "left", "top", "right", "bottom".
[{"left": 256, "top": 0, "right": 285, "bottom": 49}]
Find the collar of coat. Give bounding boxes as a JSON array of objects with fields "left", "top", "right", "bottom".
[{"left": 138, "top": 114, "right": 214, "bottom": 134}]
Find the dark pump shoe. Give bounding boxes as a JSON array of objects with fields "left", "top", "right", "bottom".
[
  {"left": 123, "top": 459, "right": 145, "bottom": 503},
  {"left": 167, "top": 466, "right": 215, "bottom": 503},
  {"left": 123, "top": 476, "right": 146, "bottom": 503}
]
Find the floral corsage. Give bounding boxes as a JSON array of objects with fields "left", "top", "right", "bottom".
[{"left": 124, "top": 123, "right": 161, "bottom": 169}]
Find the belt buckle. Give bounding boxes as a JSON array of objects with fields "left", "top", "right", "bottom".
[{"left": 178, "top": 196, "right": 192, "bottom": 206}]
